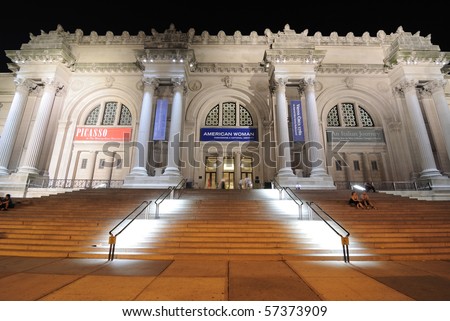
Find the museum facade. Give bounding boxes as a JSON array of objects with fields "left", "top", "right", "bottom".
[{"left": 0, "top": 23, "right": 450, "bottom": 196}]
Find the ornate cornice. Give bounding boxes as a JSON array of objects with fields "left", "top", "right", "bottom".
[
  {"left": 317, "top": 63, "right": 387, "bottom": 75},
  {"left": 22, "top": 23, "right": 447, "bottom": 50},
  {"left": 6, "top": 24, "right": 449, "bottom": 76},
  {"left": 191, "top": 63, "right": 265, "bottom": 74},
  {"left": 5, "top": 47, "right": 76, "bottom": 68},
  {"left": 73, "top": 63, "right": 141, "bottom": 73},
  {"left": 5, "top": 25, "right": 76, "bottom": 69},
  {"left": 264, "top": 48, "right": 326, "bottom": 65},
  {"left": 136, "top": 48, "right": 196, "bottom": 68},
  {"left": 383, "top": 27, "right": 449, "bottom": 68}
]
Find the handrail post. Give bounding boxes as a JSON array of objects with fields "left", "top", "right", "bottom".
[
  {"left": 155, "top": 203, "right": 160, "bottom": 219},
  {"left": 108, "top": 235, "right": 116, "bottom": 261},
  {"left": 341, "top": 236, "right": 350, "bottom": 263},
  {"left": 298, "top": 202, "right": 302, "bottom": 220}
]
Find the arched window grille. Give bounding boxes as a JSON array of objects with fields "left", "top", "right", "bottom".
[
  {"left": 327, "top": 102, "right": 374, "bottom": 127},
  {"left": 84, "top": 101, "right": 132, "bottom": 126},
  {"left": 205, "top": 102, "right": 253, "bottom": 126}
]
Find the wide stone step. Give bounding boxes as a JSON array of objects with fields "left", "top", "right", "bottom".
[{"left": 2, "top": 188, "right": 450, "bottom": 262}]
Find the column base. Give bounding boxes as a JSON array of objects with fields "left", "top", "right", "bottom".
[
  {"left": 128, "top": 167, "right": 149, "bottom": 176},
  {"left": 17, "top": 166, "right": 40, "bottom": 175},
  {"left": 276, "top": 167, "right": 296, "bottom": 177},
  {"left": 310, "top": 167, "right": 329, "bottom": 177},
  {"left": 163, "top": 167, "right": 181, "bottom": 177},
  {"left": 0, "top": 166, "right": 10, "bottom": 176},
  {"left": 419, "top": 168, "right": 443, "bottom": 178}
]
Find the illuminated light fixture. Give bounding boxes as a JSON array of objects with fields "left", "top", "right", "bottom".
[{"left": 352, "top": 184, "right": 365, "bottom": 191}]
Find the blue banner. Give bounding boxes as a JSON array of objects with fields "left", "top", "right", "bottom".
[
  {"left": 290, "top": 100, "right": 305, "bottom": 142},
  {"left": 153, "top": 99, "right": 168, "bottom": 140},
  {"left": 200, "top": 128, "right": 258, "bottom": 141}
]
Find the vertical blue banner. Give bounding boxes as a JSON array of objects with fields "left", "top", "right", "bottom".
[
  {"left": 290, "top": 100, "right": 305, "bottom": 142},
  {"left": 153, "top": 99, "right": 168, "bottom": 140}
]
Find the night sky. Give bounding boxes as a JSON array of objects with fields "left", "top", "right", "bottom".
[{"left": 0, "top": 4, "right": 448, "bottom": 73}]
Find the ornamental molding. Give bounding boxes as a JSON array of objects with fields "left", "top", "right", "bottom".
[
  {"left": 5, "top": 48, "right": 76, "bottom": 68},
  {"left": 136, "top": 48, "right": 195, "bottom": 67},
  {"left": 7, "top": 24, "right": 449, "bottom": 74},
  {"left": 317, "top": 63, "right": 386, "bottom": 75},
  {"left": 264, "top": 48, "right": 326, "bottom": 65},
  {"left": 21, "top": 24, "right": 446, "bottom": 50},
  {"left": 191, "top": 63, "right": 265, "bottom": 74},
  {"left": 73, "top": 63, "right": 141, "bottom": 73}
]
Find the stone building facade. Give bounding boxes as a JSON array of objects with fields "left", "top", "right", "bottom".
[{"left": 0, "top": 23, "right": 449, "bottom": 196}]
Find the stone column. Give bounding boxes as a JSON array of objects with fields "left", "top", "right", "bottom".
[
  {"left": 129, "top": 78, "right": 159, "bottom": 176},
  {"left": 362, "top": 152, "right": 371, "bottom": 181},
  {"left": 18, "top": 79, "right": 62, "bottom": 175},
  {"left": 344, "top": 153, "right": 353, "bottom": 182},
  {"left": 216, "top": 156, "right": 224, "bottom": 187},
  {"left": 425, "top": 80, "right": 450, "bottom": 161},
  {"left": 0, "top": 79, "right": 35, "bottom": 175},
  {"left": 302, "top": 78, "right": 329, "bottom": 177},
  {"left": 234, "top": 152, "right": 241, "bottom": 188},
  {"left": 163, "top": 78, "right": 184, "bottom": 176},
  {"left": 398, "top": 80, "right": 441, "bottom": 178},
  {"left": 274, "top": 78, "right": 294, "bottom": 177},
  {"left": 380, "top": 152, "right": 390, "bottom": 181}
]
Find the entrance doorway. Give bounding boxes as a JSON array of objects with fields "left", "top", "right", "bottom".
[{"left": 204, "top": 155, "right": 254, "bottom": 189}]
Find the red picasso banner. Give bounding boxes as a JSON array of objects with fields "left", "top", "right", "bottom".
[{"left": 74, "top": 127, "right": 132, "bottom": 141}]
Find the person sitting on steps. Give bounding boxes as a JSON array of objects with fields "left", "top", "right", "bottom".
[
  {"left": 0, "top": 194, "right": 14, "bottom": 211},
  {"left": 348, "top": 191, "right": 364, "bottom": 209},
  {"left": 361, "top": 192, "right": 376, "bottom": 209}
]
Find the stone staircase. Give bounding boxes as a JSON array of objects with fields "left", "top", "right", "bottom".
[
  {"left": 0, "top": 188, "right": 449, "bottom": 261},
  {"left": 298, "top": 190, "right": 450, "bottom": 260}
]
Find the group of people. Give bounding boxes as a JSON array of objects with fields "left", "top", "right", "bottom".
[
  {"left": 0, "top": 194, "right": 14, "bottom": 211},
  {"left": 238, "top": 177, "right": 253, "bottom": 190},
  {"left": 349, "top": 191, "right": 376, "bottom": 209}
]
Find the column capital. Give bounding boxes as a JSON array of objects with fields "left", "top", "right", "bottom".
[
  {"left": 142, "top": 77, "right": 159, "bottom": 89},
  {"left": 14, "top": 78, "right": 38, "bottom": 93},
  {"left": 42, "top": 78, "right": 65, "bottom": 93},
  {"left": 171, "top": 77, "right": 186, "bottom": 93},
  {"left": 424, "top": 79, "right": 447, "bottom": 93},
  {"left": 272, "top": 78, "right": 287, "bottom": 92},
  {"left": 300, "top": 77, "right": 316, "bottom": 89},
  {"left": 396, "top": 79, "right": 417, "bottom": 94}
]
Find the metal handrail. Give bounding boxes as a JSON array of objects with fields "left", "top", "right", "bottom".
[
  {"left": 171, "top": 178, "right": 187, "bottom": 199},
  {"left": 272, "top": 179, "right": 284, "bottom": 199},
  {"left": 282, "top": 187, "right": 304, "bottom": 219},
  {"left": 283, "top": 187, "right": 350, "bottom": 262},
  {"left": 307, "top": 201, "right": 351, "bottom": 263},
  {"left": 107, "top": 200, "right": 152, "bottom": 261},
  {"left": 154, "top": 186, "right": 175, "bottom": 219}
]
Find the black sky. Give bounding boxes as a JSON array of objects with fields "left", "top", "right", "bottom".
[{"left": 0, "top": 4, "right": 448, "bottom": 73}]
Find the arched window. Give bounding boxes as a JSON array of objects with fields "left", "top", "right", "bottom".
[
  {"left": 327, "top": 102, "right": 374, "bottom": 127},
  {"left": 84, "top": 101, "right": 132, "bottom": 126},
  {"left": 205, "top": 102, "right": 253, "bottom": 126}
]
